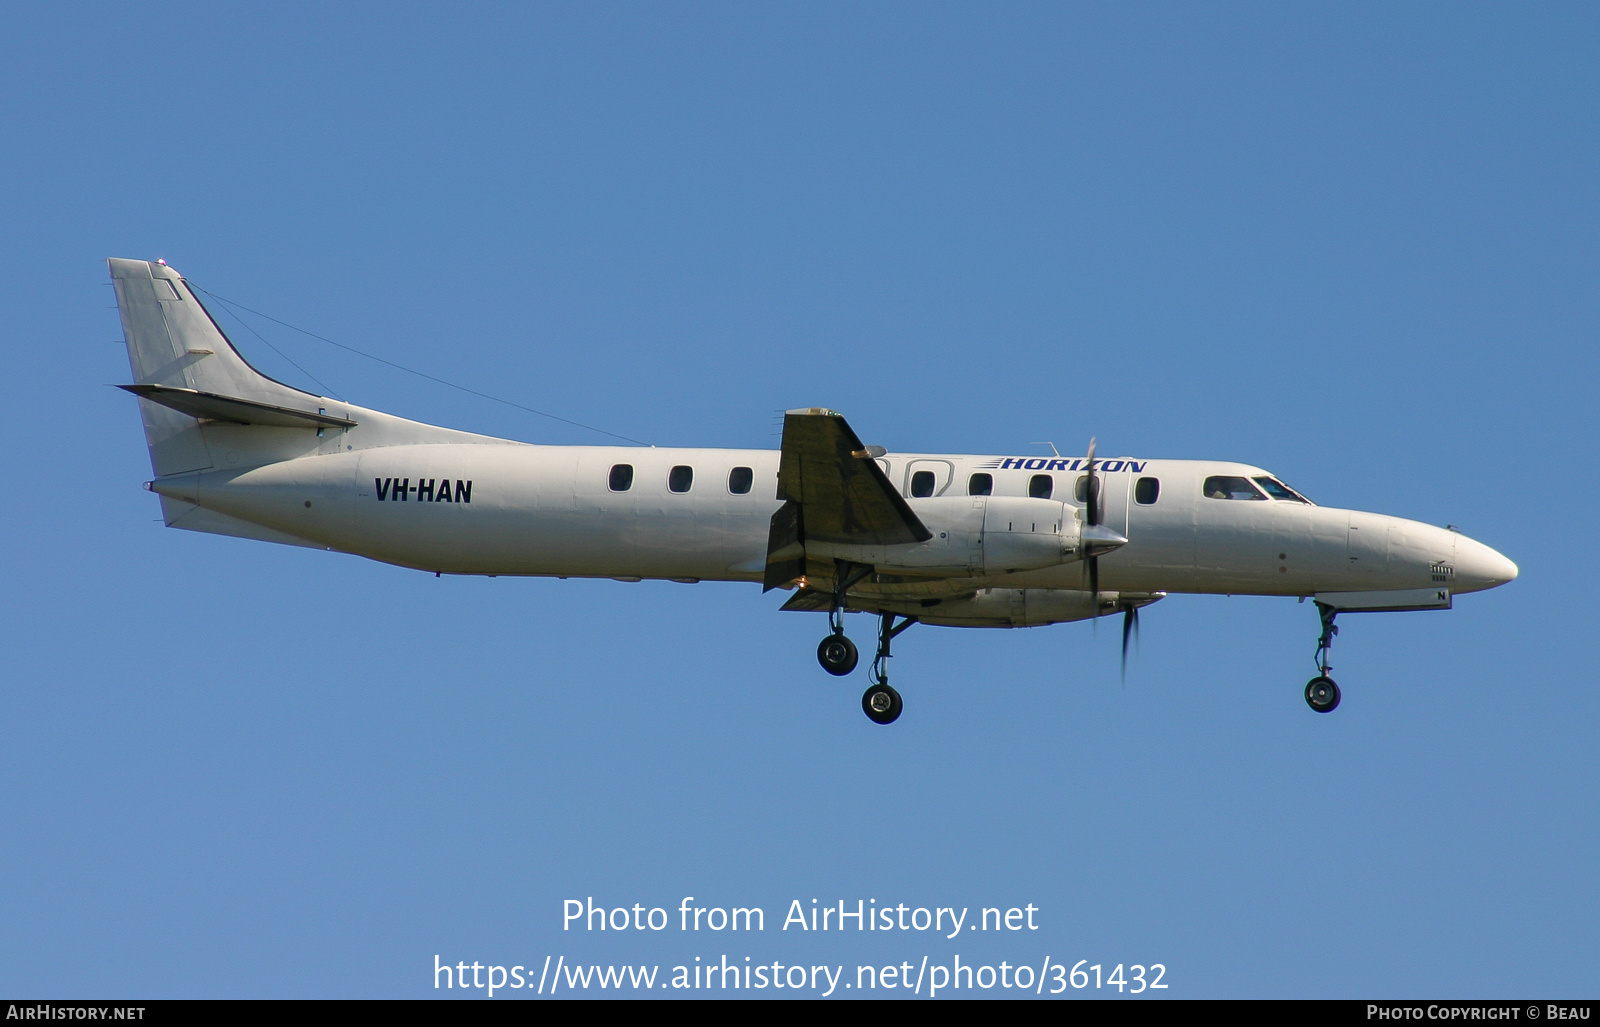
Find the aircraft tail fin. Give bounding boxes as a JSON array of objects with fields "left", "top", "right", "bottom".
[{"left": 109, "top": 258, "right": 344, "bottom": 476}]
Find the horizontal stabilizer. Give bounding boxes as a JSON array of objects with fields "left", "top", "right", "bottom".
[{"left": 119, "top": 384, "right": 357, "bottom": 429}]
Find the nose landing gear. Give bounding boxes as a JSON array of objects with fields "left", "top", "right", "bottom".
[
  {"left": 1305, "top": 675, "right": 1340, "bottom": 712},
  {"left": 1305, "top": 601, "right": 1341, "bottom": 713}
]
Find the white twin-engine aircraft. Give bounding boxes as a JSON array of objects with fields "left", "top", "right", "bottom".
[{"left": 110, "top": 258, "right": 1517, "bottom": 725}]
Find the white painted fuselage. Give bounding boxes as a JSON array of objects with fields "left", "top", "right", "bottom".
[{"left": 148, "top": 404, "right": 1514, "bottom": 604}]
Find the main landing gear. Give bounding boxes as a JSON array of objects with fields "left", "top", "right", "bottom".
[
  {"left": 1305, "top": 601, "right": 1342, "bottom": 713},
  {"left": 817, "top": 612, "right": 917, "bottom": 725},
  {"left": 816, "top": 563, "right": 871, "bottom": 677},
  {"left": 860, "top": 611, "right": 915, "bottom": 725},
  {"left": 814, "top": 566, "right": 916, "bottom": 725}
]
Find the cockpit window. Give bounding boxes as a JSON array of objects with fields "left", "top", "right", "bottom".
[
  {"left": 1253, "top": 476, "right": 1312, "bottom": 504},
  {"left": 1203, "top": 475, "right": 1267, "bottom": 501}
]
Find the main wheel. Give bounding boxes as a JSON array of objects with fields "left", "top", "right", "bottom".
[
  {"left": 861, "top": 682, "right": 903, "bottom": 725},
  {"left": 1305, "top": 676, "right": 1341, "bottom": 713},
  {"left": 817, "top": 634, "right": 858, "bottom": 676}
]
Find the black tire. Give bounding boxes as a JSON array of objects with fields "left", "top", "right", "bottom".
[
  {"left": 861, "top": 682, "right": 903, "bottom": 725},
  {"left": 1305, "top": 676, "right": 1341, "bottom": 713},
  {"left": 817, "top": 634, "right": 858, "bottom": 676}
]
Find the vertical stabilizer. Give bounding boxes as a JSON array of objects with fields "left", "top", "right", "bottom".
[{"left": 109, "top": 258, "right": 335, "bottom": 476}]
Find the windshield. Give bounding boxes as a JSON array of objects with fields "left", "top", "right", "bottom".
[
  {"left": 1253, "top": 476, "right": 1312, "bottom": 504},
  {"left": 1203, "top": 476, "right": 1267, "bottom": 501}
]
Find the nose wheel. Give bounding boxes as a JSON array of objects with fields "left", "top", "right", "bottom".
[{"left": 1305, "top": 675, "right": 1341, "bottom": 713}]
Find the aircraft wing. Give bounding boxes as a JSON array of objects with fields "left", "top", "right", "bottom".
[{"left": 763, "top": 408, "right": 932, "bottom": 591}]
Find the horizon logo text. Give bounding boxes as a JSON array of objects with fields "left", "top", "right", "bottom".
[{"left": 978, "top": 458, "right": 1147, "bottom": 473}]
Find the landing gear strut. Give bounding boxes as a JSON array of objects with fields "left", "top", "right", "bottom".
[
  {"left": 862, "top": 611, "right": 915, "bottom": 725},
  {"left": 1305, "top": 601, "right": 1341, "bottom": 713},
  {"left": 815, "top": 562, "right": 872, "bottom": 677}
]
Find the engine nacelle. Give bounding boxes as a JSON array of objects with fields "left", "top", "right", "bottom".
[
  {"left": 879, "top": 588, "right": 1100, "bottom": 627},
  {"left": 976, "top": 495, "right": 1077, "bottom": 573},
  {"left": 806, "top": 495, "right": 1082, "bottom": 576},
  {"left": 868, "top": 588, "right": 1165, "bottom": 627}
]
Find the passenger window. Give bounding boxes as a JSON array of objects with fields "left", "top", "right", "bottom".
[
  {"left": 668, "top": 465, "right": 694, "bottom": 493},
  {"left": 1074, "top": 475, "right": 1100, "bottom": 505},
  {"left": 910, "top": 470, "right": 936, "bottom": 498},
  {"left": 1028, "top": 474, "right": 1053, "bottom": 499},
  {"left": 1135, "top": 477, "right": 1160, "bottom": 505},
  {"left": 1252, "top": 476, "right": 1310, "bottom": 503},
  {"left": 1203, "top": 475, "right": 1266, "bottom": 501},
  {"left": 609, "top": 464, "right": 634, "bottom": 492},
  {"left": 728, "top": 466, "right": 753, "bottom": 495},
  {"left": 968, "top": 472, "right": 993, "bottom": 496}
]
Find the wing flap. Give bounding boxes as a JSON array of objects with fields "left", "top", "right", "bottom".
[
  {"left": 778, "top": 587, "right": 836, "bottom": 612},
  {"left": 762, "top": 500, "right": 807, "bottom": 592}
]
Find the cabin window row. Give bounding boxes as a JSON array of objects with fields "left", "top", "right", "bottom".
[
  {"left": 609, "top": 463, "right": 755, "bottom": 495},
  {"left": 960, "top": 472, "right": 1161, "bottom": 505}
]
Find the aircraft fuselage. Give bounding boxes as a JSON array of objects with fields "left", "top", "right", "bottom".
[{"left": 148, "top": 429, "right": 1513, "bottom": 603}]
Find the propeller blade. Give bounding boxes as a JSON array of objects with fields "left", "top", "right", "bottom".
[
  {"left": 1082, "top": 435, "right": 1103, "bottom": 613},
  {"left": 1120, "top": 603, "right": 1139, "bottom": 681},
  {"left": 1084, "top": 436, "right": 1099, "bottom": 527}
]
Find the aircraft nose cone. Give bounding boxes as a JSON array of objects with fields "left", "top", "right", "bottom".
[{"left": 1454, "top": 534, "right": 1518, "bottom": 593}]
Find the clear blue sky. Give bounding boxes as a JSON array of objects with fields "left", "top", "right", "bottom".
[{"left": 1, "top": 1, "right": 1595, "bottom": 999}]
